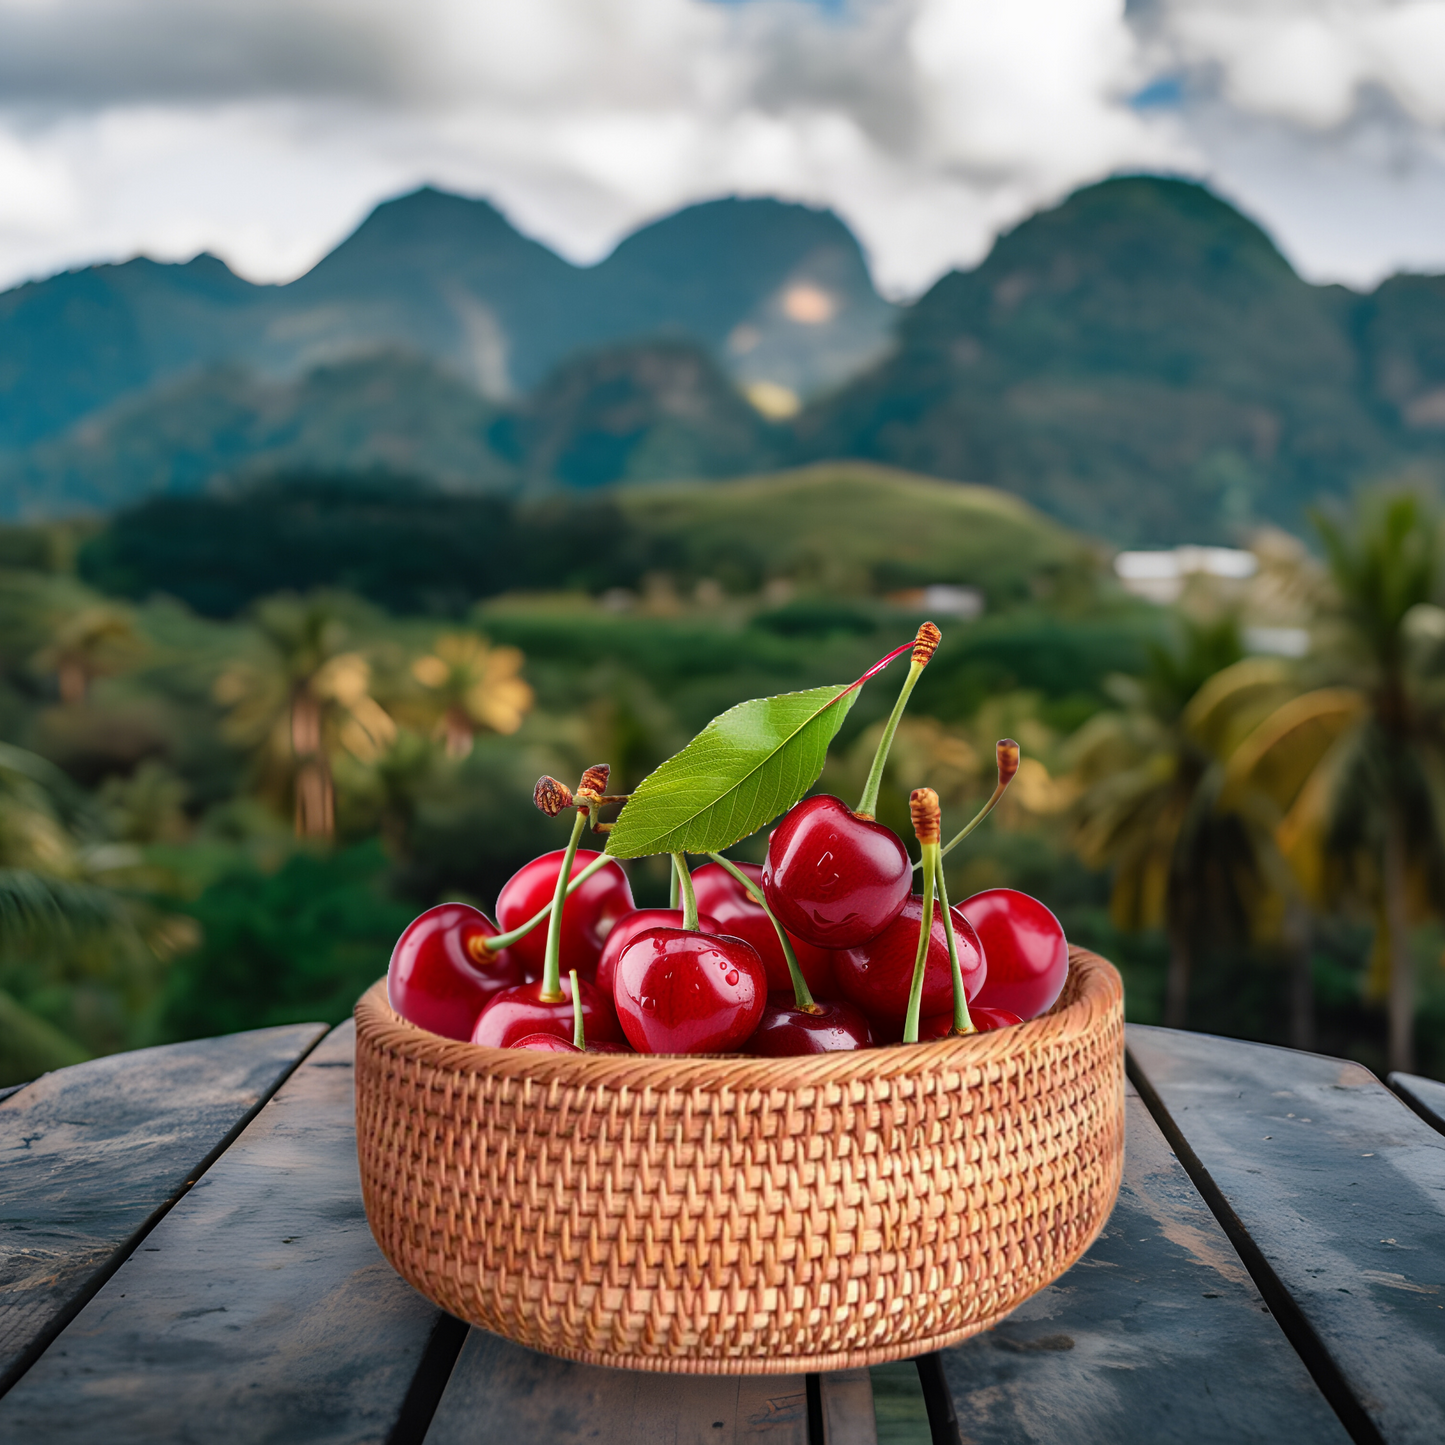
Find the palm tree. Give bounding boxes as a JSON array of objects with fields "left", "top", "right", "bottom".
[
  {"left": 33, "top": 603, "right": 143, "bottom": 703},
  {"left": 214, "top": 594, "right": 397, "bottom": 838},
  {"left": 405, "top": 632, "right": 533, "bottom": 758},
  {"left": 1223, "top": 493, "right": 1445, "bottom": 1072},
  {"left": 1068, "top": 618, "right": 1288, "bottom": 1028}
]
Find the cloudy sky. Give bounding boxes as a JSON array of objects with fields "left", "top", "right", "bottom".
[{"left": 2, "top": 0, "right": 1445, "bottom": 298}]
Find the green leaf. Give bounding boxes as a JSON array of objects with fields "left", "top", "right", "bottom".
[{"left": 605, "top": 683, "right": 860, "bottom": 858}]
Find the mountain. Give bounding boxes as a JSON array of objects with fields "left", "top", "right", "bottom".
[
  {"left": 7, "top": 175, "right": 1445, "bottom": 540},
  {"left": 501, "top": 340, "right": 779, "bottom": 489},
  {"left": 0, "top": 339, "right": 787, "bottom": 517},
  {"left": 0, "top": 352, "right": 517, "bottom": 517},
  {"left": 0, "top": 189, "right": 895, "bottom": 459},
  {"left": 790, "top": 176, "right": 1414, "bottom": 541}
]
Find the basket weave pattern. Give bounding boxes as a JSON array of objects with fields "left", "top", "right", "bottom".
[{"left": 354, "top": 947, "right": 1124, "bottom": 1374}]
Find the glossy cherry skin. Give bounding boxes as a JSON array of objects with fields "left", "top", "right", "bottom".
[
  {"left": 510, "top": 1033, "right": 634, "bottom": 1054},
  {"left": 762, "top": 795, "right": 912, "bottom": 949},
  {"left": 690, "top": 862, "right": 836, "bottom": 996},
  {"left": 594, "top": 908, "right": 722, "bottom": 1006},
  {"left": 613, "top": 928, "right": 766, "bottom": 1054},
  {"left": 471, "top": 975, "right": 624, "bottom": 1049},
  {"left": 495, "top": 848, "right": 634, "bottom": 982},
  {"left": 961, "top": 889, "right": 1069, "bottom": 1021},
  {"left": 387, "top": 903, "right": 526, "bottom": 1040},
  {"left": 918, "top": 1005, "right": 1023, "bottom": 1040},
  {"left": 747, "top": 997, "right": 874, "bottom": 1055},
  {"left": 511, "top": 1032, "right": 581, "bottom": 1053},
  {"left": 833, "top": 897, "right": 987, "bottom": 1026}
]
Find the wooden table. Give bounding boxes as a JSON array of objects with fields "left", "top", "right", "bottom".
[{"left": 2, "top": 1020, "right": 1443, "bottom": 1444}]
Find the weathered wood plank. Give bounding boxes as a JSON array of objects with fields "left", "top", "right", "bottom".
[
  {"left": 1129, "top": 1024, "right": 1445, "bottom": 1445},
  {"left": 820, "top": 1369, "right": 877, "bottom": 1445},
  {"left": 938, "top": 1079, "right": 1351, "bottom": 1445},
  {"left": 0, "top": 1021, "right": 325, "bottom": 1395},
  {"left": 423, "top": 1327, "right": 810, "bottom": 1445},
  {"left": 0, "top": 1083, "right": 27, "bottom": 1105},
  {"left": 1391, "top": 1072, "right": 1445, "bottom": 1136},
  {"left": 0, "top": 1021, "right": 445, "bottom": 1444}
]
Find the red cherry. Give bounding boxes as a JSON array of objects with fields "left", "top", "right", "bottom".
[
  {"left": 613, "top": 927, "right": 766, "bottom": 1054},
  {"left": 594, "top": 908, "right": 722, "bottom": 1005},
  {"left": 689, "top": 862, "right": 836, "bottom": 996},
  {"left": 511, "top": 1032, "right": 582, "bottom": 1053},
  {"left": 471, "top": 975, "right": 623, "bottom": 1048},
  {"left": 962, "top": 889, "right": 1068, "bottom": 1020},
  {"left": 495, "top": 848, "right": 634, "bottom": 982},
  {"left": 762, "top": 795, "right": 911, "bottom": 949},
  {"left": 833, "top": 897, "right": 986, "bottom": 1026},
  {"left": 387, "top": 903, "right": 525, "bottom": 1040},
  {"left": 747, "top": 996, "right": 874, "bottom": 1055},
  {"left": 918, "top": 1005, "right": 1023, "bottom": 1039},
  {"left": 510, "top": 1033, "right": 634, "bottom": 1054}
]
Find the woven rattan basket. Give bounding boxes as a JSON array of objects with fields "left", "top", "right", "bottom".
[{"left": 354, "top": 946, "right": 1124, "bottom": 1374}]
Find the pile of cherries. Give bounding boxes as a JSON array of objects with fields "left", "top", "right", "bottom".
[{"left": 387, "top": 782, "right": 1070, "bottom": 1058}]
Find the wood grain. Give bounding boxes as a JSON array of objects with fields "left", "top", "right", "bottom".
[
  {"left": 1129, "top": 1025, "right": 1445, "bottom": 1445},
  {"left": 424, "top": 1327, "right": 811, "bottom": 1444},
  {"left": 0, "top": 1022, "right": 325, "bottom": 1395},
  {"left": 0, "top": 1022, "right": 444, "bottom": 1444},
  {"left": 1391, "top": 1072, "right": 1445, "bottom": 1136},
  {"left": 820, "top": 1369, "right": 877, "bottom": 1445},
  {"left": 938, "top": 1080, "right": 1351, "bottom": 1444}
]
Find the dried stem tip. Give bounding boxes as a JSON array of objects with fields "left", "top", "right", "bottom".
[
  {"left": 533, "top": 775, "right": 574, "bottom": 817},
  {"left": 912, "top": 621, "right": 942, "bottom": 666},
  {"left": 996, "top": 739, "right": 1020, "bottom": 787},
  {"left": 910, "top": 787, "right": 942, "bottom": 845},
  {"left": 578, "top": 763, "right": 611, "bottom": 798},
  {"left": 575, "top": 762, "right": 612, "bottom": 818}
]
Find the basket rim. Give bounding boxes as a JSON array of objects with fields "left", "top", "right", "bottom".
[{"left": 355, "top": 944, "right": 1120, "bottom": 1087}]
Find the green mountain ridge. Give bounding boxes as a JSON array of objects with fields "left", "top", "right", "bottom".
[
  {"left": 0, "top": 190, "right": 893, "bottom": 453},
  {"left": 5, "top": 176, "right": 1445, "bottom": 541},
  {"left": 793, "top": 177, "right": 1439, "bottom": 540}
]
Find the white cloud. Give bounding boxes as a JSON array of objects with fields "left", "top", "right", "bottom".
[{"left": 0, "top": 0, "right": 1442, "bottom": 298}]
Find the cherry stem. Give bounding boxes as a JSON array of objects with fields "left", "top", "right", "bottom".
[
  {"left": 669, "top": 857, "right": 680, "bottom": 909},
  {"left": 540, "top": 808, "right": 588, "bottom": 1001},
  {"left": 673, "top": 853, "right": 699, "bottom": 931},
  {"left": 570, "top": 968, "right": 584, "bottom": 1050},
  {"left": 706, "top": 851, "right": 817, "bottom": 1011},
  {"left": 489, "top": 851, "right": 611, "bottom": 950},
  {"left": 916, "top": 742, "right": 1020, "bottom": 871},
  {"left": 856, "top": 656, "right": 925, "bottom": 818},
  {"left": 903, "top": 840, "right": 939, "bottom": 1044},
  {"left": 934, "top": 851, "right": 975, "bottom": 1036},
  {"left": 928, "top": 781, "right": 1007, "bottom": 865}
]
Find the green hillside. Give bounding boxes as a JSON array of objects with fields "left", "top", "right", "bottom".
[
  {"left": 78, "top": 464, "right": 1087, "bottom": 618},
  {"left": 614, "top": 463, "right": 1088, "bottom": 600}
]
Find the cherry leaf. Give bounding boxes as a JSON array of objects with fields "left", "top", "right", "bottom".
[{"left": 604, "top": 683, "right": 861, "bottom": 858}]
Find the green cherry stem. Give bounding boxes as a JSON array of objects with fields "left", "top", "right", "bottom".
[
  {"left": 935, "top": 849, "right": 975, "bottom": 1036},
  {"left": 706, "top": 851, "right": 817, "bottom": 1011},
  {"left": 903, "top": 786, "right": 942, "bottom": 1044},
  {"left": 673, "top": 853, "right": 699, "bottom": 931},
  {"left": 917, "top": 738, "right": 1021, "bottom": 869},
  {"left": 487, "top": 851, "right": 612, "bottom": 952},
  {"left": 903, "top": 841, "right": 938, "bottom": 1044},
  {"left": 856, "top": 622, "right": 941, "bottom": 819},
  {"left": 570, "top": 968, "right": 585, "bottom": 1050},
  {"left": 540, "top": 807, "right": 588, "bottom": 1002},
  {"left": 669, "top": 856, "right": 680, "bottom": 909}
]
